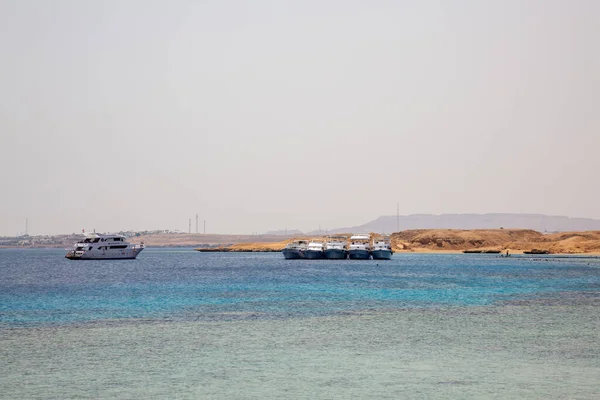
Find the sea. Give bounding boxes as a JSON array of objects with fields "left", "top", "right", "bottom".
[{"left": 1, "top": 248, "right": 599, "bottom": 399}]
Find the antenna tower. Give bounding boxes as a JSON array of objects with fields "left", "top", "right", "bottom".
[{"left": 396, "top": 202, "right": 399, "bottom": 232}]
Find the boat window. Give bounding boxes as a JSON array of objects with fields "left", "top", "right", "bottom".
[
  {"left": 109, "top": 245, "right": 127, "bottom": 249},
  {"left": 88, "top": 247, "right": 93, "bottom": 251},
  {"left": 93, "top": 238, "right": 100, "bottom": 243}
]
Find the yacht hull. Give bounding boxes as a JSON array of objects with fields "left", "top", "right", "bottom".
[
  {"left": 348, "top": 249, "right": 371, "bottom": 260},
  {"left": 323, "top": 249, "right": 347, "bottom": 259},
  {"left": 371, "top": 250, "right": 392, "bottom": 260},
  {"left": 65, "top": 248, "right": 144, "bottom": 260},
  {"left": 282, "top": 249, "right": 305, "bottom": 259},
  {"left": 304, "top": 250, "right": 324, "bottom": 259}
]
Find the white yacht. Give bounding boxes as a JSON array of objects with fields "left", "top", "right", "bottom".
[
  {"left": 348, "top": 234, "right": 372, "bottom": 260},
  {"left": 65, "top": 232, "right": 145, "bottom": 260},
  {"left": 282, "top": 240, "right": 309, "bottom": 259},
  {"left": 304, "top": 240, "right": 325, "bottom": 259},
  {"left": 371, "top": 236, "right": 393, "bottom": 260},
  {"left": 323, "top": 236, "right": 348, "bottom": 259}
]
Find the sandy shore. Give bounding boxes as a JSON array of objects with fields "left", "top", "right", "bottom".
[{"left": 194, "top": 229, "right": 600, "bottom": 255}]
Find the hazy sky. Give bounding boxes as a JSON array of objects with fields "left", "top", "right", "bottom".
[{"left": 1, "top": 0, "right": 599, "bottom": 235}]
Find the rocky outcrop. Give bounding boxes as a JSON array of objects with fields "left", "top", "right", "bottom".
[
  {"left": 391, "top": 229, "right": 543, "bottom": 251},
  {"left": 390, "top": 229, "right": 600, "bottom": 253}
]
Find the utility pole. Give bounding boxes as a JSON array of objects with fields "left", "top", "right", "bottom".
[
  {"left": 396, "top": 202, "right": 399, "bottom": 233},
  {"left": 203, "top": 220, "right": 206, "bottom": 234}
]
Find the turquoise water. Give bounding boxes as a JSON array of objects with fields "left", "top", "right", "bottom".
[{"left": 1, "top": 249, "right": 599, "bottom": 398}]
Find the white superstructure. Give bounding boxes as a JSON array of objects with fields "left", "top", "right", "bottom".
[
  {"left": 65, "top": 232, "right": 145, "bottom": 260},
  {"left": 371, "top": 236, "right": 393, "bottom": 260},
  {"left": 349, "top": 234, "right": 371, "bottom": 251},
  {"left": 324, "top": 237, "right": 347, "bottom": 251},
  {"left": 307, "top": 241, "right": 324, "bottom": 251},
  {"left": 305, "top": 240, "right": 325, "bottom": 259},
  {"left": 372, "top": 237, "right": 392, "bottom": 252}
]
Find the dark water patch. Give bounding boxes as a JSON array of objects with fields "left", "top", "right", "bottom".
[
  {"left": 500, "top": 291, "right": 600, "bottom": 307},
  {"left": 437, "top": 380, "right": 477, "bottom": 386}
]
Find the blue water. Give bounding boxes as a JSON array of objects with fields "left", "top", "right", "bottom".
[
  {"left": 2, "top": 248, "right": 600, "bottom": 399},
  {"left": 2, "top": 248, "right": 599, "bottom": 327}
]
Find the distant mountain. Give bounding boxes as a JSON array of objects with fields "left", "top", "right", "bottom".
[{"left": 326, "top": 214, "right": 600, "bottom": 234}]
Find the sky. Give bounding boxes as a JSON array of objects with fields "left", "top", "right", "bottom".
[{"left": 1, "top": 0, "right": 599, "bottom": 236}]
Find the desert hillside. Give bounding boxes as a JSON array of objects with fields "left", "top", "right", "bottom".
[
  {"left": 201, "top": 230, "right": 600, "bottom": 254},
  {"left": 390, "top": 229, "right": 538, "bottom": 252},
  {"left": 389, "top": 229, "right": 600, "bottom": 253}
]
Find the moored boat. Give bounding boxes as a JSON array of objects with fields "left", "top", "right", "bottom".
[
  {"left": 282, "top": 240, "right": 309, "bottom": 259},
  {"left": 65, "top": 232, "right": 144, "bottom": 260},
  {"left": 304, "top": 241, "right": 325, "bottom": 259},
  {"left": 348, "top": 234, "right": 371, "bottom": 260},
  {"left": 323, "top": 236, "right": 348, "bottom": 259},
  {"left": 371, "top": 236, "right": 393, "bottom": 260}
]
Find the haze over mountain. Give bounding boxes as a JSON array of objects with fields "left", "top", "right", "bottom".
[
  {"left": 263, "top": 229, "right": 304, "bottom": 236},
  {"left": 304, "top": 214, "right": 600, "bottom": 235}
]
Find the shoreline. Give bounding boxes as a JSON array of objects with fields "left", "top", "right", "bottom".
[
  {"left": 193, "top": 248, "right": 600, "bottom": 256},
  {"left": 4, "top": 228, "right": 600, "bottom": 255},
  {"left": 4, "top": 246, "right": 600, "bottom": 256}
]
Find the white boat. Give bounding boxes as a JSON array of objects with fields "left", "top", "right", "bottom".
[
  {"left": 371, "top": 236, "right": 393, "bottom": 260},
  {"left": 65, "top": 232, "right": 145, "bottom": 260},
  {"left": 304, "top": 241, "right": 325, "bottom": 259},
  {"left": 323, "top": 236, "right": 348, "bottom": 259},
  {"left": 348, "top": 234, "right": 372, "bottom": 260},
  {"left": 282, "top": 240, "right": 309, "bottom": 259}
]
